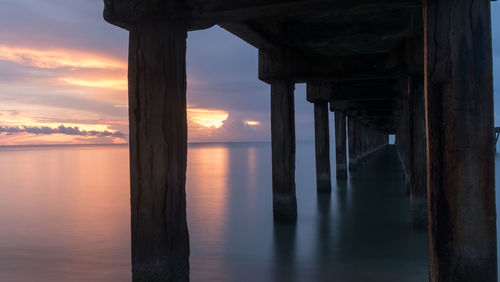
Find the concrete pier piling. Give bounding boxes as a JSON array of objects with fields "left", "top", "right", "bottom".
[
  {"left": 334, "top": 111, "right": 348, "bottom": 179},
  {"left": 313, "top": 102, "right": 332, "bottom": 192},
  {"left": 348, "top": 117, "right": 358, "bottom": 171},
  {"left": 307, "top": 82, "right": 333, "bottom": 191},
  {"left": 271, "top": 80, "right": 298, "bottom": 221},
  {"left": 424, "top": 0, "right": 497, "bottom": 280},
  {"left": 128, "top": 20, "right": 190, "bottom": 281},
  {"left": 409, "top": 75, "right": 427, "bottom": 229}
]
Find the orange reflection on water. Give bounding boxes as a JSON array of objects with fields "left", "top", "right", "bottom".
[
  {"left": 187, "top": 145, "right": 229, "bottom": 239},
  {"left": 247, "top": 146, "right": 258, "bottom": 202},
  {"left": 0, "top": 146, "right": 131, "bottom": 281},
  {"left": 186, "top": 144, "right": 229, "bottom": 279}
]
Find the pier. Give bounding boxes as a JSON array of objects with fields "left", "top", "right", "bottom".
[{"left": 103, "top": 1, "right": 498, "bottom": 281}]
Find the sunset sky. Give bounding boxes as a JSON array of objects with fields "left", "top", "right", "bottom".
[{"left": 0, "top": 1, "right": 499, "bottom": 145}]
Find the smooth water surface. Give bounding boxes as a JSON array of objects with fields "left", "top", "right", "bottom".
[{"left": 0, "top": 142, "right": 448, "bottom": 281}]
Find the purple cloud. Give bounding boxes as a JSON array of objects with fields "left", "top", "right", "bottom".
[{"left": 0, "top": 124, "right": 126, "bottom": 139}]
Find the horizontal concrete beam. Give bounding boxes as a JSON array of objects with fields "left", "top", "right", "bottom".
[
  {"left": 346, "top": 107, "right": 395, "bottom": 115},
  {"left": 194, "top": 0, "right": 421, "bottom": 29},
  {"left": 306, "top": 82, "right": 334, "bottom": 103},
  {"left": 332, "top": 81, "right": 399, "bottom": 101},
  {"left": 344, "top": 108, "right": 397, "bottom": 132},
  {"left": 330, "top": 100, "right": 398, "bottom": 112},
  {"left": 307, "top": 80, "right": 400, "bottom": 103},
  {"left": 258, "top": 48, "right": 408, "bottom": 83},
  {"left": 104, "top": 0, "right": 421, "bottom": 30},
  {"left": 219, "top": 22, "right": 277, "bottom": 49}
]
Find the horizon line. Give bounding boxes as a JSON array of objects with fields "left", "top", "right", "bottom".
[{"left": 0, "top": 140, "right": 321, "bottom": 148}]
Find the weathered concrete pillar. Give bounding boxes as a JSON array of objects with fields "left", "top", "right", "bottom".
[
  {"left": 366, "top": 126, "right": 372, "bottom": 156},
  {"left": 348, "top": 117, "right": 358, "bottom": 171},
  {"left": 368, "top": 126, "right": 373, "bottom": 153},
  {"left": 307, "top": 82, "right": 332, "bottom": 192},
  {"left": 367, "top": 126, "right": 372, "bottom": 155},
  {"left": 334, "top": 111, "right": 348, "bottom": 179},
  {"left": 395, "top": 122, "right": 407, "bottom": 182},
  {"left": 363, "top": 124, "right": 369, "bottom": 159},
  {"left": 376, "top": 131, "right": 380, "bottom": 149},
  {"left": 370, "top": 127, "right": 375, "bottom": 153},
  {"left": 362, "top": 124, "right": 368, "bottom": 157},
  {"left": 357, "top": 123, "right": 363, "bottom": 163},
  {"left": 409, "top": 75, "right": 427, "bottom": 229},
  {"left": 399, "top": 78, "right": 411, "bottom": 193},
  {"left": 361, "top": 123, "right": 367, "bottom": 162},
  {"left": 376, "top": 130, "right": 382, "bottom": 149},
  {"left": 313, "top": 102, "right": 332, "bottom": 192},
  {"left": 356, "top": 122, "right": 365, "bottom": 165},
  {"left": 424, "top": 0, "right": 497, "bottom": 281},
  {"left": 355, "top": 119, "right": 362, "bottom": 167},
  {"left": 376, "top": 130, "right": 383, "bottom": 150},
  {"left": 271, "top": 80, "right": 297, "bottom": 221},
  {"left": 371, "top": 127, "right": 375, "bottom": 152},
  {"left": 128, "top": 21, "right": 189, "bottom": 281}
]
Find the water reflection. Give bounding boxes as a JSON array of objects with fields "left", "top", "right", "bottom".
[
  {"left": 332, "top": 147, "right": 428, "bottom": 281},
  {"left": 0, "top": 145, "right": 131, "bottom": 282},
  {"left": 187, "top": 144, "right": 230, "bottom": 282},
  {"left": 315, "top": 193, "right": 331, "bottom": 260},
  {"left": 0, "top": 143, "right": 431, "bottom": 282},
  {"left": 188, "top": 144, "right": 229, "bottom": 240},
  {"left": 314, "top": 193, "right": 332, "bottom": 281},
  {"left": 273, "top": 222, "right": 297, "bottom": 282},
  {"left": 246, "top": 146, "right": 258, "bottom": 201},
  {"left": 186, "top": 143, "right": 428, "bottom": 282}
]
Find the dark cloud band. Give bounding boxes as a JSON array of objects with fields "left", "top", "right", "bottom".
[{"left": 0, "top": 125, "right": 126, "bottom": 139}]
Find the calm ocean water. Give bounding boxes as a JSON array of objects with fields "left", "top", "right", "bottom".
[{"left": 0, "top": 142, "right": 496, "bottom": 281}]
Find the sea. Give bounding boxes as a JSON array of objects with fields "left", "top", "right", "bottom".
[{"left": 0, "top": 142, "right": 496, "bottom": 281}]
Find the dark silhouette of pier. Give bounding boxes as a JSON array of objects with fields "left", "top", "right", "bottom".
[{"left": 103, "top": 1, "right": 498, "bottom": 281}]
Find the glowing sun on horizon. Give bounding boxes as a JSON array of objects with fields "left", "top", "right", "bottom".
[
  {"left": 245, "top": 121, "right": 260, "bottom": 126},
  {"left": 188, "top": 108, "right": 229, "bottom": 128}
]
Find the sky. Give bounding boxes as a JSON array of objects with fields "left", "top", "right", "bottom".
[{"left": 0, "top": 1, "right": 499, "bottom": 145}]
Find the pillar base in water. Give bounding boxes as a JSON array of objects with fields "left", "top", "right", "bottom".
[
  {"left": 410, "top": 196, "right": 427, "bottom": 230},
  {"left": 273, "top": 195, "right": 298, "bottom": 222},
  {"left": 336, "top": 164, "right": 348, "bottom": 179},
  {"left": 317, "top": 173, "right": 332, "bottom": 193}
]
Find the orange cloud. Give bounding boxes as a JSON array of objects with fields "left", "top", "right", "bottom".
[
  {"left": 0, "top": 132, "right": 77, "bottom": 146},
  {"left": 0, "top": 44, "right": 126, "bottom": 70},
  {"left": 60, "top": 77, "right": 127, "bottom": 91},
  {"left": 245, "top": 121, "right": 260, "bottom": 126},
  {"left": 187, "top": 108, "right": 229, "bottom": 128}
]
